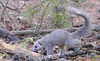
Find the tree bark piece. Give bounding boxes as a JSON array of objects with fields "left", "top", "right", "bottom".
[{"left": 0, "top": 39, "right": 42, "bottom": 58}]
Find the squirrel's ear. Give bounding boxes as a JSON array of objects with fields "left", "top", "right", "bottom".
[{"left": 38, "top": 41, "right": 42, "bottom": 45}]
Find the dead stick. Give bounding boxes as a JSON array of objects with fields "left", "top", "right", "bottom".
[
  {"left": 11, "top": 28, "right": 79, "bottom": 36},
  {"left": 0, "top": 40, "right": 42, "bottom": 58}
]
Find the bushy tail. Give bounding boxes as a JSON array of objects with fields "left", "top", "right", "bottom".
[{"left": 66, "top": 6, "right": 92, "bottom": 38}]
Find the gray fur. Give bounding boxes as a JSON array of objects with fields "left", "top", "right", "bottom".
[
  {"left": 33, "top": 30, "right": 81, "bottom": 55},
  {"left": 66, "top": 6, "right": 92, "bottom": 38},
  {"left": 33, "top": 41, "right": 44, "bottom": 52},
  {"left": 33, "top": 6, "right": 91, "bottom": 55}
]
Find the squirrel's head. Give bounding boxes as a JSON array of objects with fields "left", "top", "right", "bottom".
[{"left": 33, "top": 40, "right": 43, "bottom": 52}]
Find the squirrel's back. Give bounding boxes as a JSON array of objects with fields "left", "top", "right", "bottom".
[{"left": 40, "top": 29, "right": 72, "bottom": 46}]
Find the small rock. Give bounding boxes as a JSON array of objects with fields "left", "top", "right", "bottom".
[
  {"left": 90, "top": 52, "right": 98, "bottom": 57},
  {"left": 96, "top": 45, "right": 100, "bottom": 52},
  {"left": 58, "top": 58, "right": 67, "bottom": 61}
]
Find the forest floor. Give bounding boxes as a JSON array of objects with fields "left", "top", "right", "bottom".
[{"left": 0, "top": 0, "right": 100, "bottom": 61}]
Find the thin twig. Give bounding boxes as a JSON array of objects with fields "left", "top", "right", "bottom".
[
  {"left": 67, "top": 0, "right": 72, "bottom": 6},
  {"left": 26, "top": 1, "right": 45, "bottom": 31},
  {"left": 67, "top": 0, "right": 74, "bottom": 27},
  {"left": 0, "top": 1, "right": 19, "bottom": 12},
  {"left": 0, "top": 0, "right": 9, "bottom": 21},
  {"left": 5, "top": 10, "right": 18, "bottom": 30},
  {"left": 0, "top": 0, "right": 20, "bottom": 30},
  {"left": 37, "top": 0, "right": 52, "bottom": 32},
  {"left": 19, "top": 1, "right": 26, "bottom": 11},
  {"left": 32, "top": 1, "right": 45, "bottom": 9}
]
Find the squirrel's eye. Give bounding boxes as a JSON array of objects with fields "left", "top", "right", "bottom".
[{"left": 35, "top": 46, "right": 37, "bottom": 48}]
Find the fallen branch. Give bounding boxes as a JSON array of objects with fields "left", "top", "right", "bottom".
[
  {"left": 29, "top": 50, "right": 87, "bottom": 61},
  {"left": 11, "top": 24, "right": 100, "bottom": 36},
  {"left": 0, "top": 39, "right": 42, "bottom": 58},
  {"left": 11, "top": 28, "right": 79, "bottom": 36},
  {"left": 0, "top": 27, "right": 19, "bottom": 41}
]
